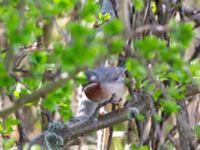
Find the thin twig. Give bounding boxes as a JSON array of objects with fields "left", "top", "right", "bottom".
[
  {"left": 131, "top": 24, "right": 168, "bottom": 39},
  {"left": 51, "top": 17, "right": 70, "bottom": 44}
]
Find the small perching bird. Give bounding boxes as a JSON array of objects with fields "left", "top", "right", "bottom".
[
  {"left": 83, "top": 66, "right": 126, "bottom": 103},
  {"left": 83, "top": 66, "right": 127, "bottom": 150}
]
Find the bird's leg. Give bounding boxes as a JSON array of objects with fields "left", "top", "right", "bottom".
[
  {"left": 111, "top": 95, "right": 123, "bottom": 110},
  {"left": 95, "top": 93, "right": 117, "bottom": 115}
]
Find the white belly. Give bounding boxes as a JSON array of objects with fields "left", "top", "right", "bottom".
[{"left": 101, "top": 82, "right": 126, "bottom": 100}]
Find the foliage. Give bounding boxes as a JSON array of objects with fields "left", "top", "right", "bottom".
[
  {"left": 0, "top": 117, "right": 20, "bottom": 150},
  {"left": 0, "top": 117, "right": 20, "bottom": 135},
  {"left": 0, "top": 0, "right": 199, "bottom": 149},
  {"left": 132, "top": 0, "right": 144, "bottom": 12}
]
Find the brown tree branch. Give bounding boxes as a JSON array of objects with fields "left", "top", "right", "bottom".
[
  {"left": 131, "top": 24, "right": 169, "bottom": 39},
  {"left": 183, "top": 6, "right": 200, "bottom": 26},
  {"left": 176, "top": 100, "right": 197, "bottom": 150},
  {"left": 28, "top": 94, "right": 147, "bottom": 149}
]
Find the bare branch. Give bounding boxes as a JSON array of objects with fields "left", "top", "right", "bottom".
[
  {"left": 183, "top": 6, "right": 200, "bottom": 26},
  {"left": 176, "top": 100, "right": 197, "bottom": 150},
  {"left": 28, "top": 95, "right": 147, "bottom": 149},
  {"left": 131, "top": 24, "right": 168, "bottom": 39}
]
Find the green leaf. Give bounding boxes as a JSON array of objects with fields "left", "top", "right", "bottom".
[
  {"left": 151, "top": 1, "right": 156, "bottom": 13},
  {"left": 161, "top": 100, "right": 180, "bottom": 114},
  {"left": 153, "top": 89, "right": 162, "bottom": 101},
  {"left": 42, "top": 86, "right": 68, "bottom": 111},
  {"left": 42, "top": 97, "right": 57, "bottom": 112},
  {"left": 136, "top": 113, "right": 145, "bottom": 121},
  {"left": 169, "top": 20, "right": 194, "bottom": 48},
  {"left": 98, "top": 12, "right": 111, "bottom": 22},
  {"left": 153, "top": 114, "right": 161, "bottom": 122},
  {"left": 3, "top": 138, "right": 15, "bottom": 150},
  {"left": 42, "top": 82, "right": 73, "bottom": 120},
  {"left": 75, "top": 71, "right": 88, "bottom": 85},
  {"left": 166, "top": 69, "right": 190, "bottom": 84},
  {"left": 4, "top": 8, "right": 20, "bottom": 32},
  {"left": 67, "top": 22, "right": 95, "bottom": 42},
  {"left": 81, "top": 0, "right": 99, "bottom": 22},
  {"left": 104, "top": 12, "right": 111, "bottom": 20},
  {"left": 59, "top": 99, "right": 73, "bottom": 122},
  {"left": 57, "top": 23, "right": 107, "bottom": 71},
  {"left": 132, "top": 0, "right": 144, "bottom": 12},
  {"left": 194, "top": 125, "right": 200, "bottom": 140},
  {"left": 0, "top": 60, "right": 14, "bottom": 87},
  {"left": 22, "top": 76, "right": 42, "bottom": 91},
  {"left": 108, "top": 36, "right": 124, "bottom": 54},
  {"left": 0, "top": 117, "right": 20, "bottom": 135},
  {"left": 28, "top": 51, "right": 48, "bottom": 74},
  {"left": 139, "top": 145, "right": 150, "bottom": 150},
  {"left": 134, "top": 35, "right": 167, "bottom": 61},
  {"left": 167, "top": 83, "right": 185, "bottom": 100},
  {"left": 103, "top": 19, "right": 123, "bottom": 36},
  {"left": 153, "top": 63, "right": 170, "bottom": 77},
  {"left": 38, "top": 0, "right": 75, "bottom": 16},
  {"left": 53, "top": 0, "right": 74, "bottom": 11},
  {"left": 126, "top": 58, "right": 147, "bottom": 80},
  {"left": 190, "top": 60, "right": 200, "bottom": 85}
]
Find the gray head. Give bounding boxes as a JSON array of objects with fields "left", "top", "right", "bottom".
[{"left": 85, "top": 67, "right": 125, "bottom": 82}]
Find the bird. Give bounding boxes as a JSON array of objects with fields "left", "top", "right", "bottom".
[
  {"left": 83, "top": 66, "right": 127, "bottom": 103},
  {"left": 83, "top": 66, "right": 127, "bottom": 150},
  {"left": 67, "top": 66, "right": 127, "bottom": 150}
]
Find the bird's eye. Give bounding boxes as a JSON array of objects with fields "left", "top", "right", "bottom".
[
  {"left": 113, "top": 77, "right": 118, "bottom": 81},
  {"left": 90, "top": 75, "right": 97, "bottom": 81}
]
